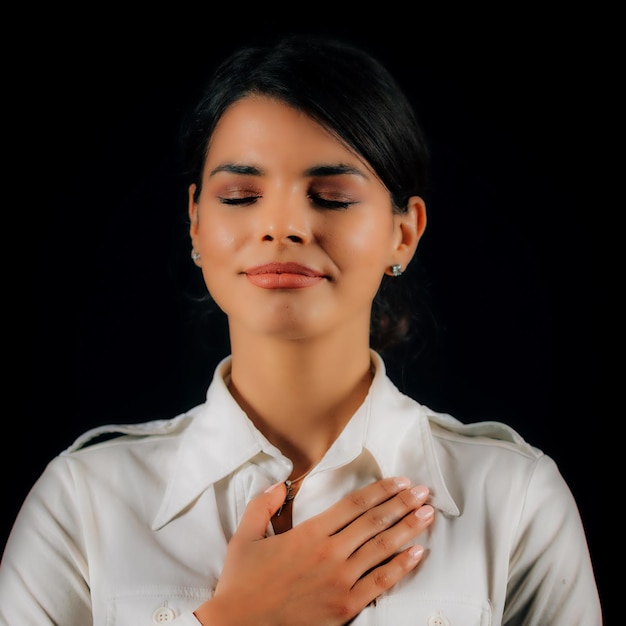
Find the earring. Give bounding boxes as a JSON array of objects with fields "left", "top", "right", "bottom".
[
  {"left": 191, "top": 250, "right": 201, "bottom": 262},
  {"left": 391, "top": 264, "right": 403, "bottom": 277}
]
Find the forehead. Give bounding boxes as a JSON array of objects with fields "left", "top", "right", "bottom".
[{"left": 206, "top": 96, "right": 366, "bottom": 170}]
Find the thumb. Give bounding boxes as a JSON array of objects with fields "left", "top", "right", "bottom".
[{"left": 234, "top": 481, "right": 288, "bottom": 542}]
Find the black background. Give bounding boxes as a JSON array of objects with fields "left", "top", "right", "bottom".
[{"left": 19, "top": 10, "right": 605, "bottom": 621}]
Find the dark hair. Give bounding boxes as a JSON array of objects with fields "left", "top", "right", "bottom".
[{"left": 179, "top": 33, "right": 434, "bottom": 353}]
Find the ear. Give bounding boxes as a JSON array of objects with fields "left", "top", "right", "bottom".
[
  {"left": 388, "top": 196, "right": 427, "bottom": 274},
  {"left": 188, "top": 184, "right": 204, "bottom": 266},
  {"left": 188, "top": 183, "right": 199, "bottom": 242}
]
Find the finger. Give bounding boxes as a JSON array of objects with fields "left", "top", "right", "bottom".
[
  {"left": 232, "top": 482, "right": 288, "bottom": 543},
  {"left": 310, "top": 477, "right": 412, "bottom": 537},
  {"left": 350, "top": 544, "right": 426, "bottom": 606},
  {"left": 338, "top": 485, "right": 430, "bottom": 552},
  {"left": 348, "top": 504, "right": 434, "bottom": 575}
]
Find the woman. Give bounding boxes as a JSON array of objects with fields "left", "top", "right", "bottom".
[{"left": 1, "top": 34, "right": 601, "bottom": 624}]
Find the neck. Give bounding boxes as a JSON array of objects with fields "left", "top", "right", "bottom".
[{"left": 227, "top": 332, "right": 374, "bottom": 475}]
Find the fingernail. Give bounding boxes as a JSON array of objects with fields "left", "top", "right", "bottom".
[
  {"left": 394, "top": 477, "right": 411, "bottom": 489},
  {"left": 410, "top": 485, "right": 429, "bottom": 500},
  {"left": 408, "top": 545, "right": 424, "bottom": 560},
  {"left": 415, "top": 505, "right": 434, "bottom": 521}
]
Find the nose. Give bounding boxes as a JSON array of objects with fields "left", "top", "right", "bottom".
[
  {"left": 258, "top": 193, "right": 311, "bottom": 244},
  {"left": 262, "top": 230, "right": 307, "bottom": 244}
]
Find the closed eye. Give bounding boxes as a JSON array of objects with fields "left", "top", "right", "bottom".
[
  {"left": 309, "top": 194, "right": 355, "bottom": 210},
  {"left": 218, "top": 195, "right": 261, "bottom": 206}
]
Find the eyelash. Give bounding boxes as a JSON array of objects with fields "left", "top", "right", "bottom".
[
  {"left": 217, "top": 194, "right": 354, "bottom": 210},
  {"left": 310, "top": 195, "right": 354, "bottom": 210},
  {"left": 219, "top": 196, "right": 260, "bottom": 206}
]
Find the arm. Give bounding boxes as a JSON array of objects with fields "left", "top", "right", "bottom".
[
  {"left": 0, "top": 459, "right": 92, "bottom": 625},
  {"left": 504, "top": 455, "right": 602, "bottom": 625}
]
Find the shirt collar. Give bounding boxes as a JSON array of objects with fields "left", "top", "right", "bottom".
[
  {"left": 152, "top": 352, "right": 459, "bottom": 529},
  {"left": 153, "top": 357, "right": 269, "bottom": 529}
]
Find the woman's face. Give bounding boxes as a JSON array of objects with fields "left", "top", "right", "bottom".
[{"left": 189, "top": 95, "right": 425, "bottom": 343}]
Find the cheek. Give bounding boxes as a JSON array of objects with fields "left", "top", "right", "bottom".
[
  {"left": 196, "top": 218, "right": 238, "bottom": 298},
  {"left": 197, "top": 219, "right": 237, "bottom": 258},
  {"left": 337, "top": 214, "right": 393, "bottom": 261}
]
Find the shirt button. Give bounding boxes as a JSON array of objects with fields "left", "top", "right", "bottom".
[
  {"left": 152, "top": 601, "right": 176, "bottom": 623},
  {"left": 427, "top": 611, "right": 450, "bottom": 626}
]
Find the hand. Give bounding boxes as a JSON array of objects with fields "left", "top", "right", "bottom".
[{"left": 194, "top": 477, "right": 434, "bottom": 625}]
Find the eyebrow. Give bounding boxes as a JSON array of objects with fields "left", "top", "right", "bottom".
[
  {"left": 208, "top": 163, "right": 368, "bottom": 179},
  {"left": 209, "top": 163, "right": 262, "bottom": 177},
  {"left": 304, "top": 164, "right": 368, "bottom": 179}
]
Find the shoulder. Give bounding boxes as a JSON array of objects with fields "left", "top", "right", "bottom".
[
  {"left": 61, "top": 357, "right": 235, "bottom": 457},
  {"left": 29, "top": 406, "right": 207, "bottom": 509},
  {"left": 426, "top": 408, "right": 542, "bottom": 459},
  {"left": 373, "top": 352, "right": 541, "bottom": 460},
  {"left": 421, "top": 406, "right": 572, "bottom": 503},
  {"left": 61, "top": 406, "right": 202, "bottom": 456}
]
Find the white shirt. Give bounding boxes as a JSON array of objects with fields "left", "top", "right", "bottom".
[{"left": 0, "top": 352, "right": 602, "bottom": 625}]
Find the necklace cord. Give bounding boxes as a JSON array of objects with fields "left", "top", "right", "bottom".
[{"left": 275, "top": 468, "right": 313, "bottom": 517}]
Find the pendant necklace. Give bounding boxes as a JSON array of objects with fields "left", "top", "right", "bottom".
[{"left": 275, "top": 468, "right": 313, "bottom": 517}]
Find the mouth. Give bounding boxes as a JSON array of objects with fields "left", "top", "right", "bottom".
[
  {"left": 244, "top": 262, "right": 326, "bottom": 289},
  {"left": 245, "top": 262, "right": 324, "bottom": 277}
]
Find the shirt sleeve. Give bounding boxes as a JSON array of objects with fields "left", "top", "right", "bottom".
[
  {"left": 503, "top": 454, "right": 603, "bottom": 625},
  {"left": 0, "top": 457, "right": 93, "bottom": 625}
]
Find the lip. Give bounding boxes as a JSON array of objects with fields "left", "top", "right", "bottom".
[{"left": 244, "top": 262, "right": 326, "bottom": 289}]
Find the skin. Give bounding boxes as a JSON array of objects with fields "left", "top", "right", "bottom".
[{"left": 188, "top": 95, "right": 432, "bottom": 624}]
